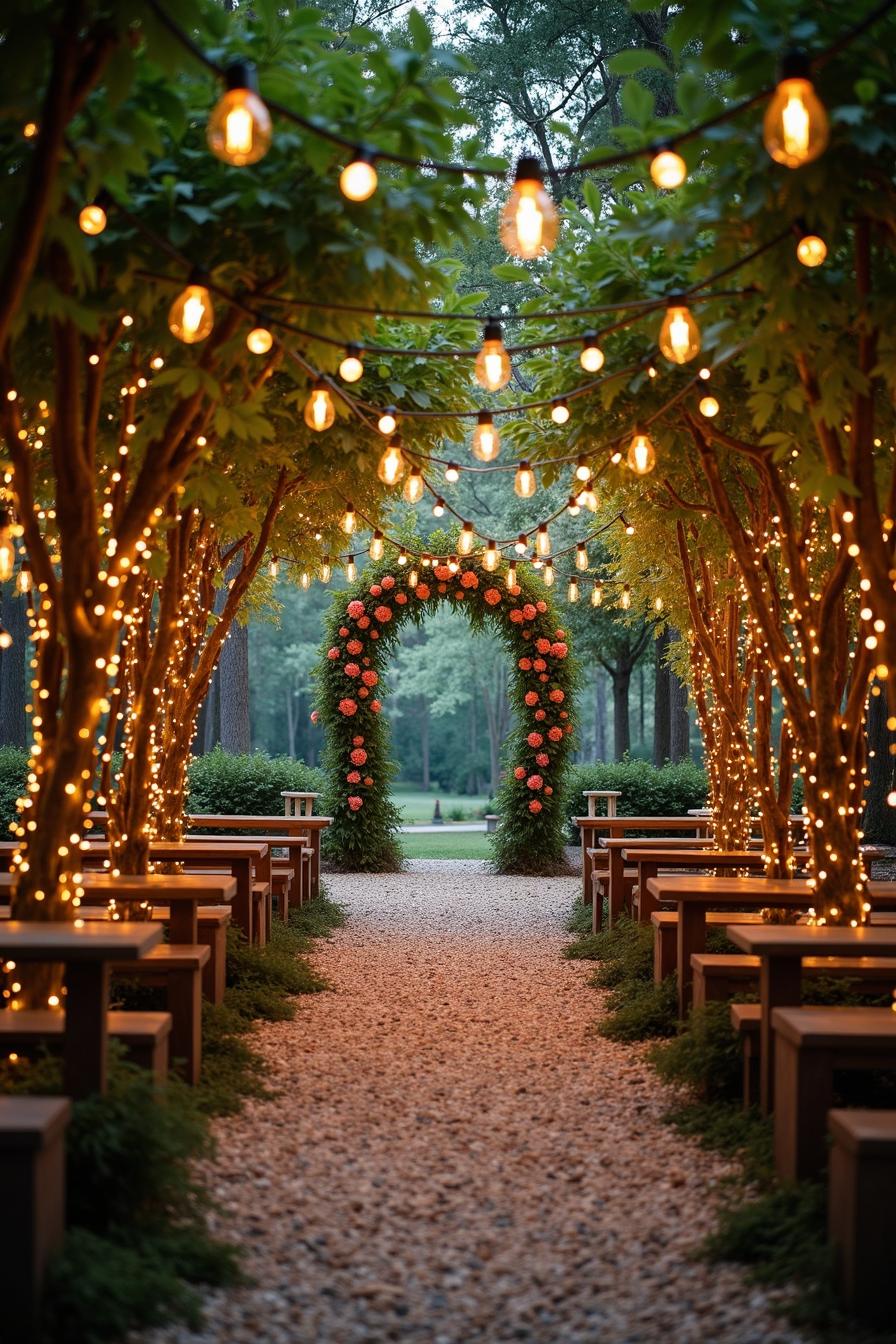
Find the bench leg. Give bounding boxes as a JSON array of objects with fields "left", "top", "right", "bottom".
[
  {"left": 168, "top": 966, "right": 202, "bottom": 1086},
  {"left": 0, "top": 1113, "right": 67, "bottom": 1337},
  {"left": 774, "top": 1038, "right": 833, "bottom": 1181},
  {"left": 63, "top": 960, "right": 109, "bottom": 1098},
  {"left": 654, "top": 925, "right": 676, "bottom": 983},
  {"left": 829, "top": 1135, "right": 896, "bottom": 1321}
]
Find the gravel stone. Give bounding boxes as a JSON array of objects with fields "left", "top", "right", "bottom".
[{"left": 133, "top": 860, "right": 806, "bottom": 1344}]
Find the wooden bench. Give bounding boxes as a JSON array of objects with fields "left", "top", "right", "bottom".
[
  {"left": 730, "top": 1003, "right": 762, "bottom": 1107},
  {"left": 111, "top": 943, "right": 209, "bottom": 1085},
  {"left": 651, "top": 910, "right": 766, "bottom": 982},
  {"left": 0, "top": 1096, "right": 71, "bottom": 1337},
  {"left": 0, "top": 1010, "right": 171, "bottom": 1082},
  {"left": 772, "top": 1006, "right": 896, "bottom": 1180},
  {"left": 828, "top": 1108, "right": 896, "bottom": 1323},
  {"left": 693, "top": 952, "right": 896, "bottom": 1011}
]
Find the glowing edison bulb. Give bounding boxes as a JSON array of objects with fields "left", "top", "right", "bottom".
[
  {"left": 408, "top": 568, "right": 418, "bottom": 589},
  {"left": 79, "top": 204, "right": 107, "bottom": 236},
  {"left": 567, "top": 496, "right": 581, "bottom": 516},
  {"left": 458, "top": 522, "right": 475, "bottom": 555},
  {"left": 378, "top": 407, "right": 398, "bottom": 436},
  {"left": 514, "top": 461, "right": 536, "bottom": 498},
  {"left": 370, "top": 531, "right": 385, "bottom": 561},
  {"left": 207, "top": 64, "right": 272, "bottom": 166},
  {"left": 543, "top": 558, "right": 555, "bottom": 588},
  {"left": 591, "top": 579, "right": 603, "bottom": 607},
  {"left": 763, "top": 53, "right": 828, "bottom": 168},
  {"left": 649, "top": 146, "right": 686, "bottom": 189},
  {"left": 500, "top": 156, "right": 559, "bottom": 259},
  {"left": 551, "top": 398, "right": 570, "bottom": 426},
  {"left": 0, "top": 512, "right": 14, "bottom": 582},
  {"left": 300, "top": 570, "right": 311, "bottom": 591},
  {"left": 659, "top": 300, "right": 700, "bottom": 364},
  {"left": 471, "top": 411, "right": 500, "bottom": 462},
  {"left": 627, "top": 430, "right": 656, "bottom": 476},
  {"left": 620, "top": 584, "right": 632, "bottom": 610},
  {"left": 576, "top": 481, "right": 598, "bottom": 512},
  {"left": 515, "top": 534, "right": 528, "bottom": 555},
  {"left": 403, "top": 467, "right": 424, "bottom": 504},
  {"left": 796, "top": 232, "right": 827, "bottom": 267},
  {"left": 16, "top": 563, "right": 31, "bottom": 595},
  {"left": 340, "top": 151, "right": 377, "bottom": 202},
  {"left": 345, "top": 555, "right": 356, "bottom": 582},
  {"left": 475, "top": 320, "right": 511, "bottom": 391},
  {"left": 0, "top": 626, "right": 11, "bottom": 650},
  {"left": 341, "top": 503, "right": 356, "bottom": 534},
  {"left": 567, "top": 577, "right": 579, "bottom": 603},
  {"left": 575, "top": 542, "right": 588, "bottom": 572},
  {"left": 483, "top": 540, "right": 499, "bottom": 572},
  {"left": 506, "top": 561, "right": 518, "bottom": 591},
  {"left": 268, "top": 556, "right": 279, "bottom": 579},
  {"left": 580, "top": 332, "right": 604, "bottom": 373},
  {"left": 535, "top": 524, "right": 551, "bottom": 558},
  {"left": 168, "top": 282, "right": 214, "bottom": 344},
  {"left": 339, "top": 345, "right": 364, "bottom": 382},
  {"left": 377, "top": 437, "right": 406, "bottom": 486},
  {"left": 575, "top": 455, "right": 591, "bottom": 483},
  {"left": 698, "top": 394, "right": 719, "bottom": 419},
  {"left": 445, "top": 463, "right": 460, "bottom": 483},
  {"left": 432, "top": 497, "right": 445, "bottom": 518},
  {"left": 304, "top": 381, "right": 335, "bottom": 431},
  {"left": 247, "top": 326, "right": 273, "bottom": 354},
  {"left": 653, "top": 595, "right": 664, "bottom": 612},
  {"left": 320, "top": 556, "right": 332, "bottom": 583}
]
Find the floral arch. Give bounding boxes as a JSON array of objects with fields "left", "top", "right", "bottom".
[{"left": 316, "top": 554, "right": 576, "bottom": 875}]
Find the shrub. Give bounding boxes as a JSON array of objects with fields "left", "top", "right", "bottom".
[
  {"left": 0, "top": 743, "right": 27, "bottom": 836},
  {"left": 186, "top": 747, "right": 324, "bottom": 820},
  {"left": 650, "top": 1002, "right": 744, "bottom": 1101},
  {"left": 562, "top": 759, "right": 707, "bottom": 840}
]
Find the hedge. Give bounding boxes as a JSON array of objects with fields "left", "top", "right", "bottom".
[
  {"left": 562, "top": 759, "right": 708, "bottom": 840},
  {"left": 185, "top": 748, "right": 324, "bottom": 819}
]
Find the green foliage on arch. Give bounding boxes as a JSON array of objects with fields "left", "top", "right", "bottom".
[{"left": 315, "top": 552, "right": 577, "bottom": 874}]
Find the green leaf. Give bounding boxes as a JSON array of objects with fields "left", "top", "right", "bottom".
[
  {"left": 491, "top": 262, "right": 531, "bottom": 281},
  {"left": 609, "top": 49, "right": 669, "bottom": 75},
  {"left": 582, "top": 177, "right": 603, "bottom": 217},
  {"left": 621, "top": 79, "right": 655, "bottom": 127},
  {"left": 406, "top": 8, "right": 433, "bottom": 52}
]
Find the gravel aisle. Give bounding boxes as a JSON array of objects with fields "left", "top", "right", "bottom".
[{"left": 141, "top": 861, "right": 804, "bottom": 1344}]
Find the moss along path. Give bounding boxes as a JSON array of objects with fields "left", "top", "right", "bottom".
[{"left": 142, "top": 862, "right": 803, "bottom": 1344}]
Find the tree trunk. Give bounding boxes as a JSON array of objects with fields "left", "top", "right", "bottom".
[
  {"left": 594, "top": 669, "right": 606, "bottom": 761},
  {"left": 218, "top": 620, "right": 250, "bottom": 753},
  {"left": 637, "top": 663, "right": 645, "bottom": 749},
  {"left": 653, "top": 628, "right": 671, "bottom": 766},
  {"left": 419, "top": 697, "right": 430, "bottom": 791},
  {"left": 0, "top": 587, "right": 28, "bottom": 748},
  {"left": 670, "top": 669, "right": 691, "bottom": 762},
  {"left": 202, "top": 671, "right": 220, "bottom": 752},
  {"left": 612, "top": 667, "right": 632, "bottom": 760},
  {"left": 286, "top": 685, "right": 297, "bottom": 758},
  {"left": 863, "top": 680, "right": 896, "bottom": 844}
]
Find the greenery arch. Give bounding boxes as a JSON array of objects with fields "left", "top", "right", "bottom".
[{"left": 316, "top": 552, "right": 576, "bottom": 874}]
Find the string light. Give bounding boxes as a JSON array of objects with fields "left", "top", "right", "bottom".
[
  {"left": 207, "top": 61, "right": 272, "bottom": 166},
  {"left": 574, "top": 455, "right": 591, "bottom": 482},
  {"left": 445, "top": 463, "right": 460, "bottom": 483},
  {"left": 576, "top": 481, "right": 598, "bottom": 512},
  {"left": 432, "top": 497, "right": 445, "bottom": 517},
  {"left": 659, "top": 298, "right": 700, "bottom": 363},
  {"left": 649, "top": 145, "right": 686, "bottom": 188},
  {"left": 796, "top": 230, "right": 827, "bottom": 266},
  {"left": 345, "top": 555, "right": 356, "bottom": 582},
  {"left": 339, "top": 344, "right": 364, "bottom": 382},
  {"left": 79, "top": 204, "right": 107, "bottom": 235},
  {"left": 246, "top": 325, "right": 273, "bottom": 354},
  {"left": 369, "top": 531, "right": 384, "bottom": 561},
  {"left": 377, "top": 407, "right": 398, "bottom": 435},
  {"left": 535, "top": 524, "right": 551, "bottom": 558},
  {"left": 550, "top": 397, "right": 570, "bottom": 425},
  {"left": 403, "top": 466, "right": 424, "bottom": 503},
  {"left": 377, "top": 436, "right": 405, "bottom": 485},
  {"left": 475, "top": 320, "right": 511, "bottom": 391},
  {"left": 483, "top": 540, "right": 499, "bottom": 572},
  {"left": 514, "top": 461, "right": 537, "bottom": 498},
  {"left": 500, "top": 156, "right": 558, "bottom": 259},
  {"left": 0, "top": 511, "right": 14, "bottom": 582},
  {"left": 397, "top": 547, "right": 408, "bottom": 566},
  {"left": 471, "top": 411, "right": 500, "bottom": 461},
  {"left": 304, "top": 381, "right": 335, "bottom": 431},
  {"left": 699, "top": 395, "right": 720, "bottom": 418},
  {"left": 408, "top": 568, "right": 418, "bottom": 588},
  {"left": 620, "top": 583, "right": 632, "bottom": 610},
  {"left": 506, "top": 561, "right": 517, "bottom": 590},
  {"left": 627, "top": 429, "right": 657, "bottom": 475},
  {"left": 16, "top": 562, "right": 31, "bottom": 595},
  {"left": 566, "top": 495, "right": 581, "bottom": 516},
  {"left": 576, "top": 542, "right": 588, "bottom": 571},
  {"left": 457, "top": 522, "right": 475, "bottom": 555},
  {"left": 168, "top": 280, "right": 214, "bottom": 343},
  {"left": 543, "top": 558, "right": 555, "bottom": 587},
  {"left": 579, "top": 332, "right": 605, "bottom": 373},
  {"left": 591, "top": 579, "right": 603, "bottom": 607},
  {"left": 567, "top": 576, "right": 579, "bottom": 602},
  {"left": 320, "top": 556, "right": 332, "bottom": 582},
  {"left": 300, "top": 570, "right": 311, "bottom": 590},
  {"left": 340, "top": 150, "right": 378, "bottom": 201},
  {"left": 268, "top": 556, "right": 279, "bottom": 579},
  {"left": 515, "top": 534, "right": 528, "bottom": 555},
  {"left": 341, "top": 503, "right": 356, "bottom": 534},
  {"left": 0, "top": 626, "right": 12, "bottom": 650},
  {"left": 763, "top": 50, "right": 829, "bottom": 168}
]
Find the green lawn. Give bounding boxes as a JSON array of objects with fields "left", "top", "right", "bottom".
[
  {"left": 400, "top": 831, "right": 494, "bottom": 860},
  {"left": 392, "top": 787, "right": 491, "bottom": 824}
]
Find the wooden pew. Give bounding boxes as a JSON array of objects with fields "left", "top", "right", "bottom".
[
  {"left": 573, "top": 816, "right": 710, "bottom": 904},
  {"left": 828, "top": 1108, "right": 896, "bottom": 1323}
]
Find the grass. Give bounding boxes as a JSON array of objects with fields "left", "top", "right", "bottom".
[
  {"left": 400, "top": 831, "right": 494, "bottom": 860},
  {"left": 392, "top": 785, "right": 490, "bottom": 823}
]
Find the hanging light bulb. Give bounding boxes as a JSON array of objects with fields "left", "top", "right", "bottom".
[
  {"left": 448, "top": 555, "right": 459, "bottom": 574},
  {"left": 647, "top": 364, "right": 658, "bottom": 379},
  {"left": 653, "top": 595, "right": 664, "bottom": 612},
  {"left": 268, "top": 556, "right": 279, "bottom": 579},
  {"left": 304, "top": 381, "right": 335, "bottom": 431},
  {"left": 591, "top": 579, "right": 603, "bottom": 607},
  {"left": 580, "top": 332, "right": 604, "bottom": 373},
  {"left": 567, "top": 495, "right": 581, "bottom": 516},
  {"left": 550, "top": 397, "right": 570, "bottom": 425},
  {"left": 79, "top": 203, "right": 107, "bottom": 236},
  {"left": 659, "top": 297, "right": 700, "bottom": 364},
  {"left": 432, "top": 497, "right": 445, "bottom": 518},
  {"left": 475, "top": 320, "right": 511, "bottom": 391},
  {"left": 340, "top": 149, "right": 378, "bottom": 201},
  {"left": 246, "top": 324, "right": 273, "bottom": 354},
  {"left": 345, "top": 555, "right": 356, "bottom": 582},
  {"left": 16, "top": 562, "right": 31, "bottom": 595},
  {"left": 500, "top": 156, "right": 559, "bottom": 259},
  {"left": 421, "top": 553, "right": 432, "bottom": 568},
  {"left": 483, "top": 540, "right": 499, "bottom": 572},
  {"left": 763, "top": 50, "right": 829, "bottom": 168},
  {"left": 574, "top": 454, "right": 591, "bottom": 482},
  {"left": 515, "top": 534, "right": 528, "bottom": 555},
  {"left": 444, "top": 463, "right": 460, "bottom": 483},
  {"left": 576, "top": 481, "right": 598, "bottom": 512},
  {"left": 457, "top": 522, "right": 475, "bottom": 556},
  {"left": 339, "top": 344, "right": 364, "bottom": 382},
  {"left": 567, "top": 577, "right": 579, "bottom": 603},
  {"left": 506, "top": 561, "right": 518, "bottom": 591},
  {"left": 398, "top": 547, "right": 408, "bottom": 567},
  {"left": 320, "top": 556, "right": 332, "bottom": 582},
  {"left": 0, "top": 511, "right": 14, "bottom": 582},
  {"left": 627, "top": 429, "right": 657, "bottom": 476},
  {"left": 378, "top": 406, "right": 398, "bottom": 435},
  {"left": 535, "top": 524, "right": 551, "bottom": 558},
  {"left": 471, "top": 411, "right": 500, "bottom": 461},
  {"left": 699, "top": 395, "right": 719, "bottom": 418},
  {"left": 620, "top": 584, "right": 632, "bottom": 610},
  {"left": 796, "top": 230, "right": 827, "bottom": 267},
  {"left": 403, "top": 467, "right": 424, "bottom": 503},
  {"left": 649, "top": 144, "right": 686, "bottom": 189},
  {"left": 377, "top": 436, "right": 406, "bottom": 485},
  {"left": 575, "top": 542, "right": 588, "bottom": 572},
  {"left": 207, "top": 61, "right": 272, "bottom": 166},
  {"left": 0, "top": 626, "right": 11, "bottom": 650},
  {"left": 625, "top": 522, "right": 635, "bottom": 536},
  {"left": 341, "top": 503, "right": 356, "bottom": 534},
  {"left": 543, "top": 558, "right": 555, "bottom": 587},
  {"left": 370, "top": 530, "right": 385, "bottom": 561},
  {"left": 514, "top": 461, "right": 536, "bottom": 498},
  {"left": 698, "top": 366, "right": 712, "bottom": 380},
  {"left": 408, "top": 568, "right": 418, "bottom": 589},
  {"left": 300, "top": 570, "right": 311, "bottom": 590},
  {"left": 168, "top": 279, "right": 214, "bottom": 344}
]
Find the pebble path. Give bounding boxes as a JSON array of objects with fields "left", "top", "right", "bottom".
[{"left": 141, "top": 861, "right": 804, "bottom": 1344}]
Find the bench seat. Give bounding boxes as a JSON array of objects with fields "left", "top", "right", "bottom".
[
  {"left": 111, "top": 943, "right": 209, "bottom": 1085},
  {"left": 828, "top": 1108, "right": 896, "bottom": 1323},
  {"left": 692, "top": 952, "right": 896, "bottom": 1010},
  {"left": 0, "top": 1010, "right": 171, "bottom": 1081},
  {"left": 651, "top": 910, "right": 766, "bottom": 982}
]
